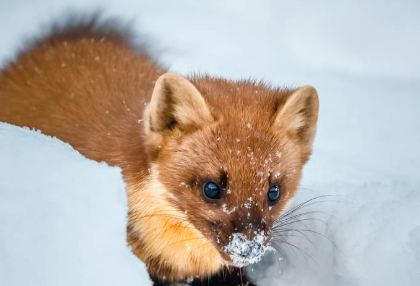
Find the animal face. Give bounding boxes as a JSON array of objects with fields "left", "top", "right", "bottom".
[
  {"left": 140, "top": 73, "right": 318, "bottom": 274},
  {"left": 157, "top": 122, "right": 302, "bottom": 266}
]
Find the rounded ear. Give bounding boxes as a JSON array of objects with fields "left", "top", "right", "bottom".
[
  {"left": 143, "top": 73, "right": 213, "bottom": 157},
  {"left": 273, "top": 85, "right": 319, "bottom": 146}
]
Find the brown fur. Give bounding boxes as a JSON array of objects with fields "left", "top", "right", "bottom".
[{"left": 0, "top": 19, "right": 319, "bottom": 283}]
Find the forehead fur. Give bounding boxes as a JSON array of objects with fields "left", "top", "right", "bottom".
[
  {"left": 157, "top": 75, "right": 301, "bottom": 167},
  {"left": 190, "top": 76, "right": 295, "bottom": 126}
]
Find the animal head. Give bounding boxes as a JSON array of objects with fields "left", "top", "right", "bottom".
[{"left": 137, "top": 73, "right": 318, "bottom": 278}]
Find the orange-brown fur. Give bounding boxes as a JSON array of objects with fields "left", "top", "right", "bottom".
[{"left": 0, "top": 19, "right": 319, "bottom": 282}]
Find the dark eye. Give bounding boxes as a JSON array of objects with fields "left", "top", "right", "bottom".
[
  {"left": 268, "top": 185, "right": 280, "bottom": 202},
  {"left": 203, "top": 181, "right": 221, "bottom": 199}
]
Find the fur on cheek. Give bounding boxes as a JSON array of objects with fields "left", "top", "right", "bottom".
[{"left": 125, "top": 166, "right": 226, "bottom": 281}]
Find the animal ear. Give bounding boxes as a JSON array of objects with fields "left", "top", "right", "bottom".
[
  {"left": 273, "top": 86, "right": 319, "bottom": 148},
  {"left": 144, "top": 73, "right": 213, "bottom": 156}
]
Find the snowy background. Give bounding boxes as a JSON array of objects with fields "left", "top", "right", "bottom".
[
  {"left": 0, "top": 123, "right": 151, "bottom": 285},
  {"left": 0, "top": 0, "right": 419, "bottom": 285}
]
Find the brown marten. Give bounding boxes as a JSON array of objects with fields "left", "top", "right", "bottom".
[{"left": 0, "top": 16, "right": 319, "bottom": 285}]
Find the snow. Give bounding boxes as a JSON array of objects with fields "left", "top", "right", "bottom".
[
  {"left": 222, "top": 203, "right": 237, "bottom": 214},
  {"left": 249, "top": 183, "right": 420, "bottom": 285},
  {"left": 223, "top": 232, "right": 273, "bottom": 267},
  {"left": 0, "top": 123, "right": 152, "bottom": 286},
  {"left": 1, "top": 1, "right": 419, "bottom": 285}
]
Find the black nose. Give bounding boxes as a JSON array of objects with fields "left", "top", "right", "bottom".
[{"left": 237, "top": 238, "right": 264, "bottom": 259}]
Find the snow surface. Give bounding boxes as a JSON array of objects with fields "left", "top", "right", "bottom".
[
  {"left": 248, "top": 184, "right": 420, "bottom": 285},
  {"left": 0, "top": 123, "right": 152, "bottom": 286},
  {"left": 0, "top": 0, "right": 419, "bottom": 285}
]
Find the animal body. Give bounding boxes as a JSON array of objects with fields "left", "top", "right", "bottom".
[{"left": 0, "top": 17, "right": 319, "bottom": 285}]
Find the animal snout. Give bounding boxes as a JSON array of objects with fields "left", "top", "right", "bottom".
[{"left": 223, "top": 231, "right": 271, "bottom": 267}]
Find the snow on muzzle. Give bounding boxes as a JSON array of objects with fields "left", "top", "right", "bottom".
[{"left": 223, "top": 231, "right": 273, "bottom": 267}]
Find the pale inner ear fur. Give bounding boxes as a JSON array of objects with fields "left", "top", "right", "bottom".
[
  {"left": 145, "top": 73, "right": 213, "bottom": 133},
  {"left": 143, "top": 73, "right": 214, "bottom": 157},
  {"left": 273, "top": 85, "right": 319, "bottom": 145}
]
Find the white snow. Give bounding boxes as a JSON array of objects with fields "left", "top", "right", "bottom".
[
  {"left": 249, "top": 183, "right": 420, "bottom": 285},
  {"left": 1, "top": 1, "right": 419, "bottom": 285},
  {"left": 223, "top": 232, "right": 273, "bottom": 267},
  {"left": 0, "top": 123, "right": 152, "bottom": 286},
  {"left": 222, "top": 203, "right": 237, "bottom": 214}
]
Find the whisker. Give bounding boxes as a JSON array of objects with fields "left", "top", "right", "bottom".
[
  {"left": 160, "top": 237, "right": 206, "bottom": 251},
  {"left": 274, "top": 217, "right": 331, "bottom": 230},
  {"left": 278, "top": 195, "right": 345, "bottom": 221},
  {"left": 271, "top": 241, "right": 290, "bottom": 268},
  {"left": 277, "top": 238, "right": 318, "bottom": 266},
  {"left": 187, "top": 243, "right": 214, "bottom": 260},
  {"left": 272, "top": 228, "right": 336, "bottom": 246},
  {"left": 278, "top": 196, "right": 333, "bottom": 218},
  {"left": 275, "top": 210, "right": 335, "bottom": 226},
  {"left": 278, "top": 231, "right": 318, "bottom": 249}
]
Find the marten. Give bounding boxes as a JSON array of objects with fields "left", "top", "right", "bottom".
[{"left": 0, "top": 16, "right": 319, "bottom": 286}]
